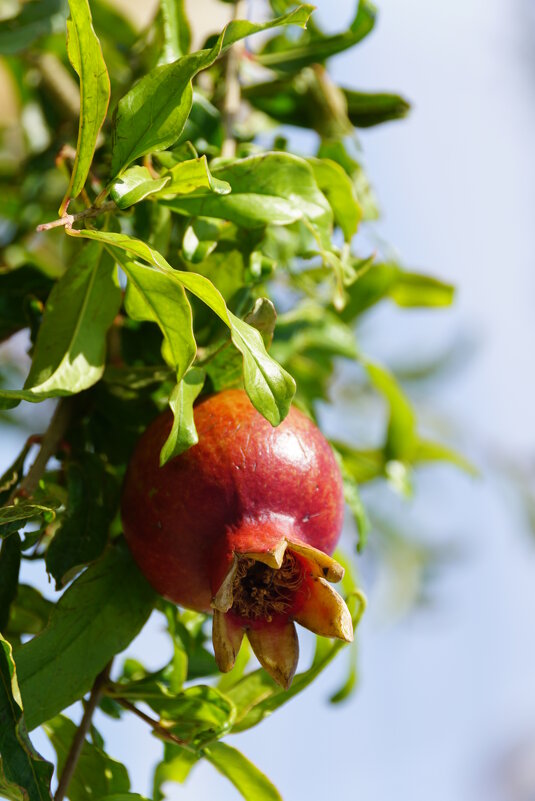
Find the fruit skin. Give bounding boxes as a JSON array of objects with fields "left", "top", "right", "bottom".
[{"left": 121, "top": 389, "right": 345, "bottom": 613}]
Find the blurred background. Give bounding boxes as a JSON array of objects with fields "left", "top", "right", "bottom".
[{"left": 3, "top": 0, "right": 535, "bottom": 799}]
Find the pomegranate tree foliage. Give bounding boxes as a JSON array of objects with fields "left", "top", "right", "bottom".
[{"left": 0, "top": 0, "right": 462, "bottom": 799}]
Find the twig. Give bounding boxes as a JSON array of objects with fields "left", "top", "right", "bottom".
[
  {"left": 112, "top": 696, "right": 194, "bottom": 752},
  {"left": 221, "top": 0, "right": 247, "bottom": 159},
  {"left": 36, "top": 201, "right": 117, "bottom": 232},
  {"left": 8, "top": 399, "right": 72, "bottom": 504},
  {"left": 54, "top": 664, "right": 112, "bottom": 801}
]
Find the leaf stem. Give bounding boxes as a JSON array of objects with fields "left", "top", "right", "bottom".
[
  {"left": 36, "top": 201, "right": 117, "bottom": 232},
  {"left": 112, "top": 695, "right": 195, "bottom": 752},
  {"left": 54, "top": 663, "right": 112, "bottom": 801},
  {"left": 221, "top": 0, "right": 247, "bottom": 159},
  {"left": 8, "top": 399, "right": 72, "bottom": 503}
]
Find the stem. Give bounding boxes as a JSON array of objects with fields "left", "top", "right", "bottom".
[
  {"left": 112, "top": 696, "right": 194, "bottom": 752},
  {"left": 221, "top": 0, "right": 247, "bottom": 159},
  {"left": 36, "top": 201, "right": 117, "bottom": 232},
  {"left": 54, "top": 664, "right": 111, "bottom": 801},
  {"left": 8, "top": 399, "right": 72, "bottom": 503}
]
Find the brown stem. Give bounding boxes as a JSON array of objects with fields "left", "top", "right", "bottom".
[
  {"left": 36, "top": 201, "right": 117, "bottom": 232},
  {"left": 221, "top": 0, "right": 247, "bottom": 159},
  {"left": 112, "top": 696, "right": 194, "bottom": 752},
  {"left": 8, "top": 399, "right": 72, "bottom": 504},
  {"left": 54, "top": 664, "right": 112, "bottom": 801}
]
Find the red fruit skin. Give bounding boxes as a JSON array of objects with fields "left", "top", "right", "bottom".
[{"left": 121, "top": 389, "right": 345, "bottom": 613}]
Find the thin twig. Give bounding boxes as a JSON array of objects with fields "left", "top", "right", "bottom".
[
  {"left": 8, "top": 399, "right": 72, "bottom": 504},
  {"left": 112, "top": 696, "right": 194, "bottom": 752},
  {"left": 221, "top": 0, "right": 247, "bottom": 159},
  {"left": 36, "top": 201, "right": 117, "bottom": 232},
  {"left": 54, "top": 664, "right": 112, "bottom": 801}
]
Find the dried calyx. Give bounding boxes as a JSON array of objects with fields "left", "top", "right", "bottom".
[{"left": 212, "top": 538, "right": 353, "bottom": 689}]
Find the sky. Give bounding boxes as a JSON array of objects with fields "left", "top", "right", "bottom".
[{"left": 4, "top": 1, "right": 535, "bottom": 800}]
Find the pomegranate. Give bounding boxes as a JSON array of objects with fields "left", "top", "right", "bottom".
[{"left": 121, "top": 389, "right": 352, "bottom": 688}]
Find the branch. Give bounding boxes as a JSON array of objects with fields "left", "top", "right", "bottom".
[
  {"left": 36, "top": 201, "right": 117, "bottom": 232},
  {"left": 8, "top": 398, "right": 72, "bottom": 504},
  {"left": 112, "top": 696, "right": 195, "bottom": 752},
  {"left": 54, "top": 664, "right": 112, "bottom": 801},
  {"left": 221, "top": 0, "right": 247, "bottom": 159}
]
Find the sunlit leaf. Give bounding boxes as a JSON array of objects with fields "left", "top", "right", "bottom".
[
  {"left": 16, "top": 543, "right": 155, "bottom": 731},
  {"left": 60, "top": 0, "right": 111, "bottom": 214}
]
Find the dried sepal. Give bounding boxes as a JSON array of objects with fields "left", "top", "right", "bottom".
[{"left": 247, "top": 619, "right": 299, "bottom": 689}]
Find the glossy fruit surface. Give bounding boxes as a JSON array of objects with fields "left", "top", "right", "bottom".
[{"left": 122, "top": 389, "right": 352, "bottom": 687}]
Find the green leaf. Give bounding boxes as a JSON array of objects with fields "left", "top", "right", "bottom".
[
  {"left": 307, "top": 158, "right": 360, "bottom": 241},
  {"left": 158, "top": 156, "right": 231, "bottom": 196},
  {"left": 414, "top": 439, "right": 477, "bottom": 476},
  {"left": 365, "top": 361, "right": 416, "bottom": 462},
  {"left": 203, "top": 742, "right": 282, "bottom": 801},
  {"left": 159, "top": 0, "right": 191, "bottom": 62},
  {"left": 60, "top": 0, "right": 111, "bottom": 214},
  {"left": 5, "top": 586, "right": 53, "bottom": 639},
  {"left": 109, "top": 5, "right": 314, "bottom": 179},
  {"left": 67, "top": 229, "right": 296, "bottom": 426},
  {"left": 0, "top": 267, "right": 52, "bottom": 343},
  {"left": 257, "top": 0, "right": 376, "bottom": 72},
  {"left": 0, "top": 634, "right": 53, "bottom": 801},
  {"left": 16, "top": 543, "right": 156, "bottom": 731},
  {"left": 0, "top": 535, "right": 21, "bottom": 631},
  {"left": 157, "top": 685, "right": 236, "bottom": 748},
  {"left": 43, "top": 716, "right": 129, "bottom": 801},
  {"left": 388, "top": 271, "right": 455, "bottom": 308},
  {"left": 163, "top": 153, "right": 333, "bottom": 246},
  {"left": 110, "top": 167, "right": 171, "bottom": 209},
  {"left": 153, "top": 745, "right": 199, "bottom": 801},
  {"left": 0, "top": 244, "right": 121, "bottom": 406},
  {"left": 119, "top": 256, "right": 196, "bottom": 381},
  {"left": 344, "top": 87, "right": 410, "bottom": 127},
  {"left": 160, "top": 368, "right": 205, "bottom": 466},
  {"left": 0, "top": 0, "right": 63, "bottom": 55},
  {"left": 0, "top": 499, "right": 60, "bottom": 540},
  {"left": 45, "top": 454, "right": 120, "bottom": 588},
  {"left": 98, "top": 796, "right": 149, "bottom": 801}
]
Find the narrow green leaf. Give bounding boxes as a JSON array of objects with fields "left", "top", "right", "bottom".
[
  {"left": 67, "top": 229, "right": 296, "bottom": 426},
  {"left": 157, "top": 685, "right": 236, "bottom": 748},
  {"left": 0, "top": 500, "right": 60, "bottom": 539},
  {"left": 257, "top": 0, "right": 376, "bottom": 72},
  {"left": 365, "top": 361, "right": 417, "bottom": 461},
  {"left": 389, "top": 271, "right": 455, "bottom": 308},
  {"left": 0, "top": 634, "right": 53, "bottom": 801},
  {"left": 160, "top": 368, "right": 205, "bottom": 466},
  {"left": 203, "top": 742, "right": 282, "bottom": 801},
  {"left": 16, "top": 543, "right": 156, "bottom": 731},
  {"left": 110, "top": 166, "right": 170, "bottom": 209},
  {"left": 44, "top": 716, "right": 129, "bottom": 801},
  {"left": 308, "top": 157, "right": 361, "bottom": 241},
  {"left": 414, "top": 439, "right": 477, "bottom": 475},
  {"left": 159, "top": 0, "right": 191, "bottom": 62},
  {"left": 118, "top": 255, "right": 196, "bottom": 381},
  {"left": 0, "top": 244, "right": 121, "bottom": 406},
  {"left": 60, "top": 0, "right": 111, "bottom": 213},
  {"left": 344, "top": 87, "right": 410, "bottom": 128},
  {"left": 0, "top": 535, "right": 21, "bottom": 631},
  {"left": 163, "top": 153, "right": 332, "bottom": 245},
  {"left": 109, "top": 5, "right": 313, "bottom": 179}
]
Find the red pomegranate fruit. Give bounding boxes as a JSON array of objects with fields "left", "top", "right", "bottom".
[{"left": 121, "top": 389, "right": 352, "bottom": 688}]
